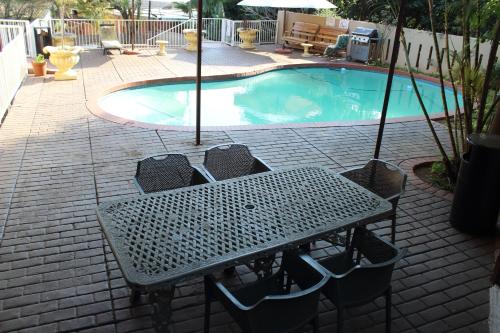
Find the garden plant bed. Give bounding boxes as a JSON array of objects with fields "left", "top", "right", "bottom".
[{"left": 414, "top": 160, "right": 454, "bottom": 192}]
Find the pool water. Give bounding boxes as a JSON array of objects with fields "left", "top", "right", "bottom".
[{"left": 98, "top": 67, "right": 461, "bottom": 127}]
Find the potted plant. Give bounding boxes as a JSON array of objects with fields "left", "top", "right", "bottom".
[
  {"left": 237, "top": 19, "right": 258, "bottom": 49},
  {"left": 32, "top": 54, "right": 47, "bottom": 77}
]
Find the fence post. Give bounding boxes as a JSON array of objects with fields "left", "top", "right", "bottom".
[
  {"left": 24, "top": 21, "right": 36, "bottom": 57},
  {"left": 258, "top": 20, "right": 262, "bottom": 45},
  {"left": 231, "top": 21, "right": 235, "bottom": 46},
  {"left": 221, "top": 18, "right": 226, "bottom": 44},
  {"left": 274, "top": 20, "right": 278, "bottom": 45}
]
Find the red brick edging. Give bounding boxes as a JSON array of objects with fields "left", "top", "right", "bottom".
[{"left": 400, "top": 156, "right": 454, "bottom": 201}]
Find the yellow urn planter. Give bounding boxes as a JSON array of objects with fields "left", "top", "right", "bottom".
[
  {"left": 237, "top": 28, "right": 258, "bottom": 49},
  {"left": 43, "top": 46, "right": 82, "bottom": 81},
  {"left": 183, "top": 29, "right": 205, "bottom": 52}
]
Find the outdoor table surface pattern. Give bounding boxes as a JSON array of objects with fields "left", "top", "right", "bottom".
[{"left": 96, "top": 166, "right": 392, "bottom": 291}]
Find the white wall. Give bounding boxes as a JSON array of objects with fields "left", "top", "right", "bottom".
[
  {"left": 0, "top": 26, "right": 28, "bottom": 123},
  {"left": 376, "top": 25, "right": 500, "bottom": 75}
]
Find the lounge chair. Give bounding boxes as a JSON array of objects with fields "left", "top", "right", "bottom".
[
  {"left": 324, "top": 34, "right": 350, "bottom": 57},
  {"left": 311, "top": 27, "right": 348, "bottom": 53},
  {"left": 99, "top": 23, "right": 123, "bottom": 55}
]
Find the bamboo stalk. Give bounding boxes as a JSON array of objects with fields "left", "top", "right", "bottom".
[
  {"left": 484, "top": 92, "right": 500, "bottom": 126},
  {"left": 474, "top": 0, "right": 480, "bottom": 70},
  {"left": 444, "top": 0, "right": 465, "bottom": 153},
  {"left": 477, "top": 19, "right": 500, "bottom": 132},
  {"left": 460, "top": 0, "right": 473, "bottom": 136},
  {"left": 489, "top": 98, "right": 500, "bottom": 135},
  {"left": 401, "top": 32, "right": 455, "bottom": 179},
  {"left": 427, "top": 0, "right": 459, "bottom": 160}
]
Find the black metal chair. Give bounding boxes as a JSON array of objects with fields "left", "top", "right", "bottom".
[
  {"left": 340, "top": 159, "right": 407, "bottom": 243},
  {"left": 315, "top": 227, "right": 406, "bottom": 333},
  {"left": 203, "top": 143, "right": 274, "bottom": 277},
  {"left": 204, "top": 251, "right": 329, "bottom": 333},
  {"left": 202, "top": 143, "right": 272, "bottom": 181},
  {"left": 134, "top": 154, "right": 210, "bottom": 194}
]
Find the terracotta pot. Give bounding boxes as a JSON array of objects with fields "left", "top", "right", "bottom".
[{"left": 32, "top": 61, "right": 47, "bottom": 77}]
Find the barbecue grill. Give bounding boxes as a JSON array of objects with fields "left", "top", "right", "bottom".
[{"left": 349, "top": 27, "right": 378, "bottom": 63}]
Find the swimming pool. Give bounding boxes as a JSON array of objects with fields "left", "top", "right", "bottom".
[{"left": 97, "top": 67, "right": 461, "bottom": 127}]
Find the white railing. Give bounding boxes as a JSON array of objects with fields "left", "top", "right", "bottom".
[
  {"left": 223, "top": 20, "right": 278, "bottom": 46},
  {"left": 0, "top": 19, "right": 36, "bottom": 57},
  {"left": 147, "top": 19, "right": 193, "bottom": 47},
  {"left": 32, "top": 18, "right": 225, "bottom": 49},
  {"left": 0, "top": 25, "right": 27, "bottom": 123},
  {"left": 146, "top": 18, "right": 223, "bottom": 47},
  {"left": 28, "top": 18, "right": 277, "bottom": 50}
]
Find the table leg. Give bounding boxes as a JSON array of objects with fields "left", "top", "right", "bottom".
[
  {"left": 130, "top": 289, "right": 141, "bottom": 304},
  {"left": 150, "top": 285, "right": 175, "bottom": 333}
]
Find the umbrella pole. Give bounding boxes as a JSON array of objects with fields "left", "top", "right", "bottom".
[
  {"left": 195, "top": 0, "right": 202, "bottom": 145},
  {"left": 282, "top": 9, "right": 287, "bottom": 46},
  {"left": 373, "top": 0, "right": 406, "bottom": 159}
]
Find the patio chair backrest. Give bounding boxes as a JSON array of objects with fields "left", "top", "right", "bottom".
[
  {"left": 99, "top": 24, "right": 119, "bottom": 41},
  {"left": 340, "top": 159, "right": 407, "bottom": 204},
  {"left": 203, "top": 144, "right": 265, "bottom": 181},
  {"left": 135, "top": 154, "right": 196, "bottom": 193},
  {"left": 322, "top": 228, "right": 405, "bottom": 307}
]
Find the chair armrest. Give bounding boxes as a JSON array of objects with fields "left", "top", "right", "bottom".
[
  {"left": 191, "top": 166, "right": 212, "bottom": 184},
  {"left": 199, "top": 165, "right": 217, "bottom": 182},
  {"left": 205, "top": 275, "right": 252, "bottom": 311},
  {"left": 252, "top": 157, "right": 273, "bottom": 173},
  {"left": 133, "top": 177, "right": 146, "bottom": 194}
]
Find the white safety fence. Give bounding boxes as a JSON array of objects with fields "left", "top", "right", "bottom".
[
  {"left": 0, "top": 19, "right": 36, "bottom": 57},
  {"left": 0, "top": 25, "right": 27, "bottom": 123},
  {"left": 222, "top": 19, "right": 278, "bottom": 46},
  {"left": 27, "top": 18, "right": 277, "bottom": 50},
  {"left": 147, "top": 18, "right": 224, "bottom": 47}
]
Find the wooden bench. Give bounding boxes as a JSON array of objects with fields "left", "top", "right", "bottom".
[
  {"left": 311, "top": 27, "right": 348, "bottom": 53},
  {"left": 283, "top": 22, "right": 320, "bottom": 49}
]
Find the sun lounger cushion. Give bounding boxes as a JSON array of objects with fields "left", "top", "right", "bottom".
[{"left": 101, "top": 40, "right": 122, "bottom": 49}]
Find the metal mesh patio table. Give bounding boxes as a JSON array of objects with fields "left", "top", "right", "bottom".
[{"left": 96, "top": 166, "right": 392, "bottom": 330}]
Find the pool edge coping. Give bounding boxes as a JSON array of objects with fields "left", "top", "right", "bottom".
[{"left": 86, "top": 62, "right": 456, "bottom": 132}]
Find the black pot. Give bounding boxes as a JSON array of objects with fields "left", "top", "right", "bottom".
[
  {"left": 450, "top": 134, "right": 500, "bottom": 234},
  {"left": 449, "top": 153, "right": 475, "bottom": 233}
]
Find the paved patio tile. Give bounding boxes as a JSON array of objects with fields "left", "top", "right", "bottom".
[{"left": 0, "top": 45, "right": 495, "bottom": 332}]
